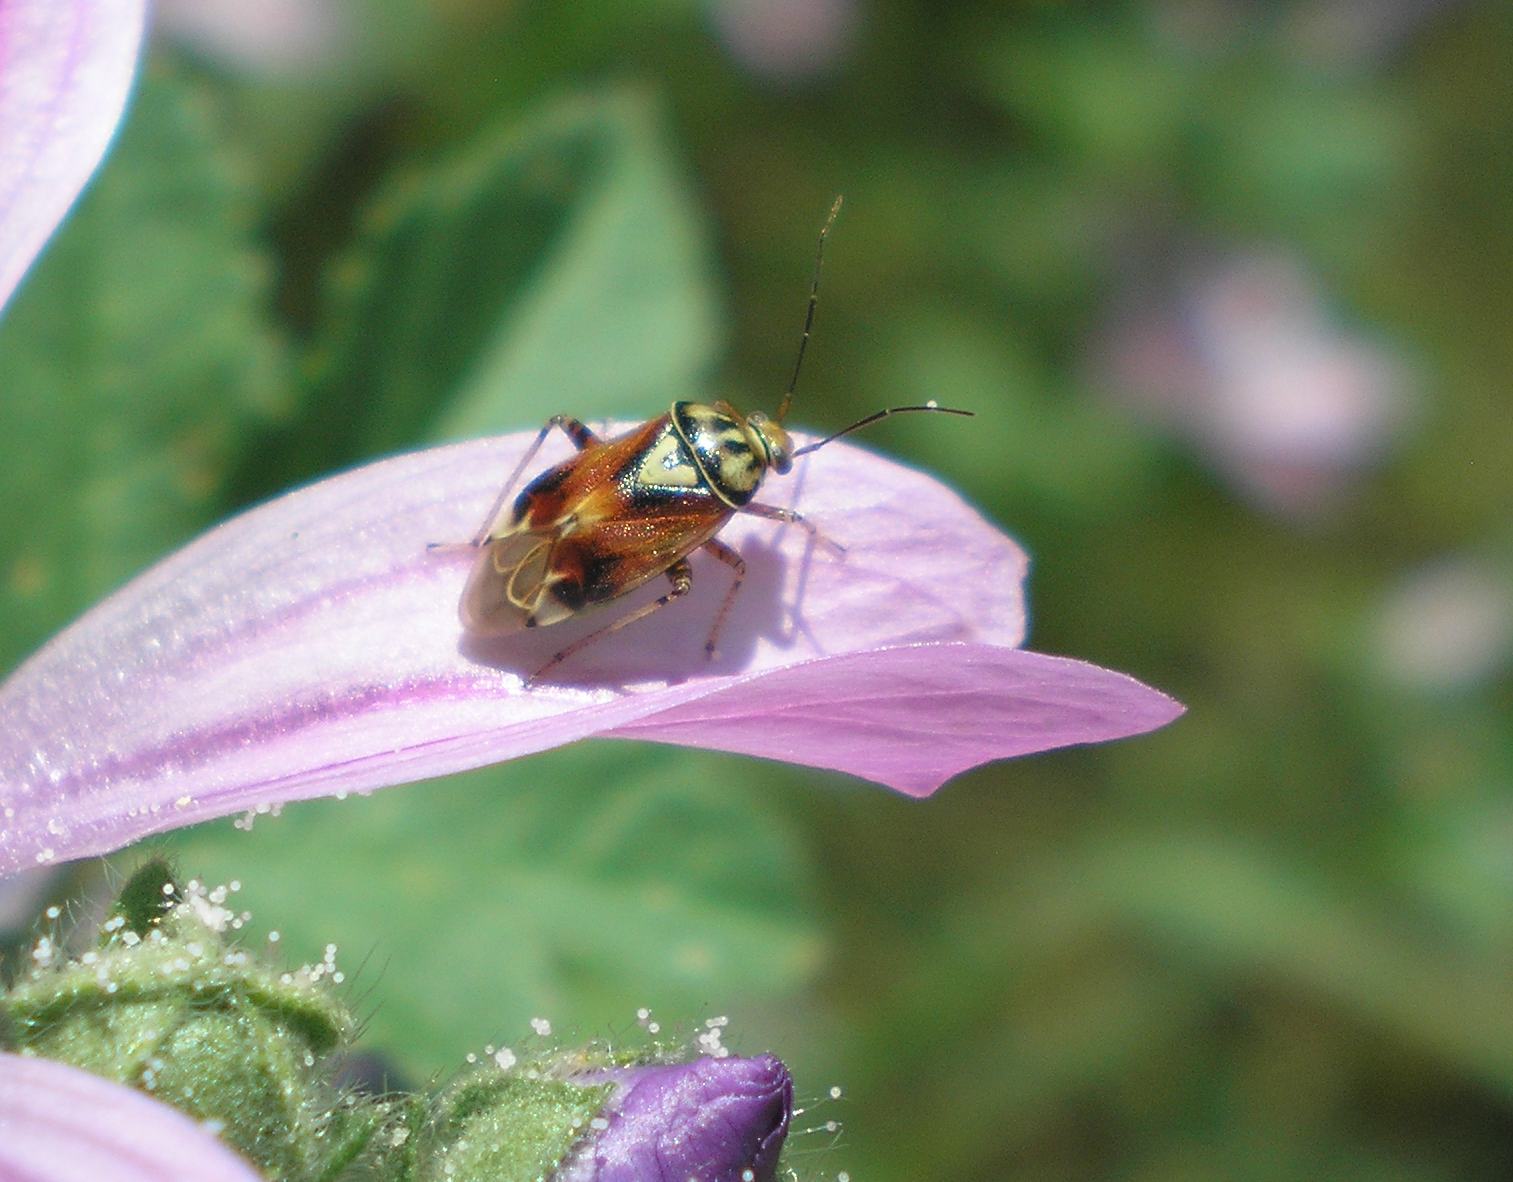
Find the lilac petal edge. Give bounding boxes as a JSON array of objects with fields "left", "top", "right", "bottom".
[
  {"left": 0, "top": 0, "right": 147, "bottom": 315},
  {"left": 0, "top": 430, "right": 1179, "bottom": 875},
  {"left": 0, "top": 1053, "right": 263, "bottom": 1182},
  {"left": 609, "top": 642, "right": 1186, "bottom": 797}
]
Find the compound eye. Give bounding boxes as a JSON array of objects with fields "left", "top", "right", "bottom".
[{"left": 760, "top": 422, "right": 794, "bottom": 474}]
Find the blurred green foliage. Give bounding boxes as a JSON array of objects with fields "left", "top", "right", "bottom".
[
  {"left": 4, "top": 2, "right": 1513, "bottom": 1179},
  {"left": 0, "top": 66, "right": 288, "bottom": 672}
]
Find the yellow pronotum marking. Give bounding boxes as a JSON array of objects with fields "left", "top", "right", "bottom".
[{"left": 633, "top": 428, "right": 704, "bottom": 489}]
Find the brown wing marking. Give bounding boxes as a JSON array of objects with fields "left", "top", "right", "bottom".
[
  {"left": 512, "top": 417, "right": 670, "bottom": 533},
  {"left": 544, "top": 506, "right": 730, "bottom": 618},
  {"left": 464, "top": 413, "right": 736, "bottom": 633}
]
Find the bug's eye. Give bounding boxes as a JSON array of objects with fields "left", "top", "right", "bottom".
[{"left": 748, "top": 415, "right": 793, "bottom": 475}]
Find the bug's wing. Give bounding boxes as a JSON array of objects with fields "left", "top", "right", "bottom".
[
  {"left": 462, "top": 425, "right": 668, "bottom": 634},
  {"left": 547, "top": 502, "right": 730, "bottom": 610},
  {"left": 458, "top": 529, "right": 554, "bottom": 635},
  {"left": 460, "top": 414, "right": 734, "bottom": 635}
]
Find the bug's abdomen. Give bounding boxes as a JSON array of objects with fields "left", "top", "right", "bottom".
[{"left": 672, "top": 402, "right": 766, "bottom": 507}]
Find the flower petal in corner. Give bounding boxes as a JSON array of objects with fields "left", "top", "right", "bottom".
[
  {"left": 0, "top": 429, "right": 1182, "bottom": 875},
  {"left": 0, "top": 0, "right": 147, "bottom": 314},
  {"left": 0, "top": 1053, "right": 264, "bottom": 1182}
]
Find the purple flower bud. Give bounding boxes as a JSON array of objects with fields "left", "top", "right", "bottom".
[{"left": 556, "top": 1054, "right": 792, "bottom": 1182}]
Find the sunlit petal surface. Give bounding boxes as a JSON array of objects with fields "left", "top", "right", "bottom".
[
  {"left": 0, "top": 0, "right": 146, "bottom": 314},
  {"left": 0, "top": 430, "right": 1182, "bottom": 874},
  {"left": 0, "top": 1053, "right": 263, "bottom": 1182}
]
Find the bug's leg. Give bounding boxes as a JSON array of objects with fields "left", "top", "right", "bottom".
[
  {"left": 700, "top": 538, "right": 747, "bottom": 659},
  {"left": 739, "top": 501, "right": 846, "bottom": 554},
  {"left": 526, "top": 559, "right": 694, "bottom": 687},
  {"left": 465, "top": 415, "right": 599, "bottom": 546}
]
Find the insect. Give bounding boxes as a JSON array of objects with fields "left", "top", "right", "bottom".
[{"left": 452, "top": 198, "right": 971, "bottom": 685}]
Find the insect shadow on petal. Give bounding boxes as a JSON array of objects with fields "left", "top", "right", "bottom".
[{"left": 434, "top": 197, "right": 973, "bottom": 687}]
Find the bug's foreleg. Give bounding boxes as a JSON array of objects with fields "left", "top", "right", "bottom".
[
  {"left": 525, "top": 558, "right": 694, "bottom": 687},
  {"left": 739, "top": 501, "right": 846, "bottom": 554},
  {"left": 700, "top": 538, "right": 746, "bottom": 659},
  {"left": 468, "top": 415, "right": 600, "bottom": 545}
]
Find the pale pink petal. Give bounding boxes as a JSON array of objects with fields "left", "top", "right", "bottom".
[
  {"left": 0, "top": 0, "right": 146, "bottom": 315},
  {"left": 0, "top": 1053, "right": 263, "bottom": 1182},
  {"left": 0, "top": 429, "right": 1181, "bottom": 875},
  {"left": 611, "top": 644, "right": 1184, "bottom": 796}
]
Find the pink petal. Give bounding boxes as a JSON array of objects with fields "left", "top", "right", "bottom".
[
  {"left": 0, "top": 0, "right": 146, "bottom": 315},
  {"left": 611, "top": 643, "right": 1184, "bottom": 797},
  {"left": 0, "top": 1053, "right": 263, "bottom": 1182},
  {"left": 0, "top": 429, "right": 1181, "bottom": 875}
]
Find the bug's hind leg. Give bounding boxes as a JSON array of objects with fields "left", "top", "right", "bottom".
[
  {"left": 525, "top": 559, "right": 694, "bottom": 688},
  {"left": 700, "top": 538, "right": 746, "bottom": 660},
  {"left": 739, "top": 501, "right": 845, "bottom": 554},
  {"left": 467, "top": 415, "right": 599, "bottom": 545},
  {"left": 427, "top": 416, "right": 599, "bottom": 554}
]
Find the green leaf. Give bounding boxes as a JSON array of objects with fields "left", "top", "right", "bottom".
[
  {"left": 162, "top": 744, "right": 822, "bottom": 1074},
  {"left": 0, "top": 64, "right": 288, "bottom": 674},
  {"left": 864, "top": 308, "right": 1153, "bottom": 518},
  {"left": 286, "top": 88, "right": 720, "bottom": 485},
  {"left": 971, "top": 16, "right": 1190, "bottom": 171},
  {"left": 1207, "top": 78, "right": 1411, "bottom": 259},
  {"left": 1090, "top": 833, "right": 1513, "bottom": 1099}
]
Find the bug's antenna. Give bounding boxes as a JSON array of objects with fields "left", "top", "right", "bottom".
[
  {"left": 776, "top": 195, "right": 844, "bottom": 425},
  {"left": 791, "top": 402, "right": 974, "bottom": 458}
]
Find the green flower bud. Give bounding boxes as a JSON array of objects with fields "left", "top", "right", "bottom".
[
  {"left": 1, "top": 859, "right": 386, "bottom": 1181},
  {"left": 417, "top": 1067, "right": 614, "bottom": 1182}
]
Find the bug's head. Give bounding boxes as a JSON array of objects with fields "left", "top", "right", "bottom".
[{"left": 743, "top": 410, "right": 795, "bottom": 475}]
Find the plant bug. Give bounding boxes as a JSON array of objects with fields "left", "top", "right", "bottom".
[{"left": 451, "top": 198, "right": 971, "bottom": 685}]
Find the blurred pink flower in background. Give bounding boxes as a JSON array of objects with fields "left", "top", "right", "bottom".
[
  {"left": 709, "top": 0, "right": 858, "bottom": 82},
  {"left": 153, "top": 0, "right": 350, "bottom": 73},
  {"left": 1155, "top": 0, "right": 1469, "bottom": 68},
  {"left": 1099, "top": 250, "right": 1413, "bottom": 518},
  {"left": 1286, "top": 0, "right": 1472, "bottom": 68},
  {"left": 0, "top": 0, "right": 146, "bottom": 315},
  {"left": 1374, "top": 557, "right": 1513, "bottom": 691}
]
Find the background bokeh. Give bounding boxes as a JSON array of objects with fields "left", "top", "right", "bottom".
[{"left": 5, "top": 1, "right": 1513, "bottom": 1178}]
